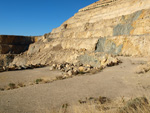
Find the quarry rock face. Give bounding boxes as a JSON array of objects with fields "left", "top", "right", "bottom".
[
  {"left": 0, "top": 35, "right": 40, "bottom": 68},
  {"left": 6, "top": 0, "right": 150, "bottom": 67},
  {"left": 0, "top": 35, "right": 39, "bottom": 54},
  {"left": 50, "top": 0, "right": 150, "bottom": 38}
]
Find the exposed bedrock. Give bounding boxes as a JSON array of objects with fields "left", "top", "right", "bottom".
[
  {"left": 0, "top": 35, "right": 39, "bottom": 54},
  {"left": 10, "top": 34, "right": 150, "bottom": 67},
  {"left": 6, "top": 0, "right": 150, "bottom": 68},
  {"left": 49, "top": 0, "right": 150, "bottom": 39},
  {"left": 0, "top": 35, "right": 41, "bottom": 67}
]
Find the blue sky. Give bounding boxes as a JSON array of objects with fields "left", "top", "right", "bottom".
[{"left": 0, "top": 0, "right": 96, "bottom": 36}]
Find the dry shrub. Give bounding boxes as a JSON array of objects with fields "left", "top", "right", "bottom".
[
  {"left": 118, "top": 97, "right": 150, "bottom": 113},
  {"left": 136, "top": 62, "right": 150, "bottom": 74},
  {"left": 8, "top": 83, "right": 16, "bottom": 89},
  {"left": 50, "top": 97, "right": 150, "bottom": 113},
  {"left": 35, "top": 78, "right": 44, "bottom": 84},
  {"left": 72, "top": 104, "right": 101, "bottom": 113},
  {"left": 18, "top": 82, "right": 25, "bottom": 87}
]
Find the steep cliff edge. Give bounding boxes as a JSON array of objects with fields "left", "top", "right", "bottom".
[
  {"left": 0, "top": 35, "right": 37, "bottom": 54},
  {"left": 9, "top": 0, "right": 150, "bottom": 67},
  {"left": 0, "top": 35, "right": 40, "bottom": 67}
]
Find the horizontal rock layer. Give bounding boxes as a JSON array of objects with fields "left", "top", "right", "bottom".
[
  {"left": 0, "top": 35, "right": 40, "bottom": 54},
  {"left": 0, "top": 44, "right": 29, "bottom": 54},
  {"left": 10, "top": 34, "right": 150, "bottom": 66},
  {"left": 48, "top": 0, "right": 150, "bottom": 39},
  {"left": 7, "top": 0, "right": 150, "bottom": 67}
]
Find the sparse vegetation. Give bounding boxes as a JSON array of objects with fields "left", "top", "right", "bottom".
[
  {"left": 136, "top": 62, "right": 150, "bottom": 74},
  {"left": 118, "top": 97, "right": 150, "bottom": 113},
  {"left": 0, "top": 88, "right": 4, "bottom": 91},
  {"left": 18, "top": 82, "right": 25, "bottom": 87},
  {"left": 8, "top": 83, "right": 16, "bottom": 89},
  {"left": 51, "top": 96, "right": 150, "bottom": 113},
  {"left": 35, "top": 78, "right": 43, "bottom": 84}
]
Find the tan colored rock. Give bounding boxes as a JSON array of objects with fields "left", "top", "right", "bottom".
[
  {"left": 4, "top": 0, "right": 150, "bottom": 68},
  {"left": 49, "top": 66, "right": 54, "bottom": 71},
  {"left": 78, "top": 66, "right": 85, "bottom": 72},
  {"left": 101, "top": 58, "right": 108, "bottom": 67},
  {"left": 67, "top": 70, "right": 73, "bottom": 76},
  {"left": 0, "top": 35, "right": 38, "bottom": 54}
]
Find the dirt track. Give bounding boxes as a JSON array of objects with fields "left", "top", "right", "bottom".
[{"left": 0, "top": 57, "right": 150, "bottom": 113}]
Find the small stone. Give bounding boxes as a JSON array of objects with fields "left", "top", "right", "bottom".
[
  {"left": 61, "top": 68, "right": 65, "bottom": 72},
  {"left": 21, "top": 65, "right": 27, "bottom": 69},
  {"left": 2, "top": 66, "right": 6, "bottom": 71},
  {"left": 76, "top": 62, "right": 83, "bottom": 67},
  {"left": 78, "top": 66, "right": 85, "bottom": 72},
  {"left": 52, "top": 64, "right": 56, "bottom": 68},
  {"left": 60, "top": 64, "right": 65, "bottom": 68},
  {"left": 57, "top": 64, "right": 61, "bottom": 70},
  {"left": 101, "top": 60, "right": 107, "bottom": 68},
  {"left": 72, "top": 69, "right": 78, "bottom": 75},
  {"left": 67, "top": 70, "right": 73, "bottom": 76},
  {"left": 86, "top": 68, "right": 91, "bottom": 72},
  {"left": 49, "top": 66, "right": 54, "bottom": 71},
  {"left": 65, "top": 64, "right": 70, "bottom": 68},
  {"left": 62, "top": 74, "right": 68, "bottom": 79},
  {"left": 86, "top": 64, "right": 91, "bottom": 68},
  {"left": 101, "top": 58, "right": 107, "bottom": 64}
]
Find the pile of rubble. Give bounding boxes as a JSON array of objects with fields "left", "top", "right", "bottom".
[
  {"left": 0, "top": 64, "right": 45, "bottom": 72},
  {"left": 49, "top": 55, "right": 121, "bottom": 79}
]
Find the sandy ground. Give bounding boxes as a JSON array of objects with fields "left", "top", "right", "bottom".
[
  {"left": 0, "top": 67, "right": 62, "bottom": 87},
  {"left": 0, "top": 57, "right": 150, "bottom": 113}
]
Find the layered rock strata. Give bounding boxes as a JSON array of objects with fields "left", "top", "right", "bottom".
[
  {"left": 0, "top": 35, "right": 41, "bottom": 68},
  {"left": 0, "top": 35, "right": 39, "bottom": 54},
  {"left": 9, "top": 0, "right": 150, "bottom": 67}
]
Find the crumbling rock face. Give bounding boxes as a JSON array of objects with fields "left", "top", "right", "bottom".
[
  {"left": 0, "top": 54, "right": 15, "bottom": 66},
  {"left": 0, "top": 35, "right": 41, "bottom": 68},
  {"left": 4, "top": 0, "right": 150, "bottom": 69},
  {"left": 0, "top": 35, "right": 39, "bottom": 54}
]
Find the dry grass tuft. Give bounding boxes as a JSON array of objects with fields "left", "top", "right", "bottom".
[
  {"left": 35, "top": 78, "right": 44, "bottom": 84},
  {"left": 118, "top": 97, "right": 150, "bottom": 113},
  {"left": 49, "top": 97, "right": 150, "bottom": 113},
  {"left": 8, "top": 83, "right": 17, "bottom": 89},
  {"left": 18, "top": 82, "right": 26, "bottom": 87},
  {"left": 136, "top": 62, "right": 150, "bottom": 74}
]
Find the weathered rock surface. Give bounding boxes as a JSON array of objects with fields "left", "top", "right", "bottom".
[
  {"left": 48, "top": 55, "right": 121, "bottom": 79},
  {"left": 3, "top": 0, "right": 150, "bottom": 69},
  {"left": 0, "top": 35, "right": 40, "bottom": 54},
  {"left": 0, "top": 35, "right": 42, "bottom": 67},
  {"left": 50, "top": 0, "right": 150, "bottom": 38},
  {"left": 0, "top": 54, "right": 15, "bottom": 71}
]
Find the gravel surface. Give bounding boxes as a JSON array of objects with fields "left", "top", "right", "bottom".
[{"left": 0, "top": 57, "right": 150, "bottom": 113}]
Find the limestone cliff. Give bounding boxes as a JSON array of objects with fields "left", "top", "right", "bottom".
[
  {"left": 0, "top": 35, "right": 40, "bottom": 67},
  {"left": 50, "top": 0, "right": 150, "bottom": 38},
  {"left": 10, "top": 0, "right": 150, "bottom": 67},
  {"left": 0, "top": 35, "right": 39, "bottom": 54}
]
